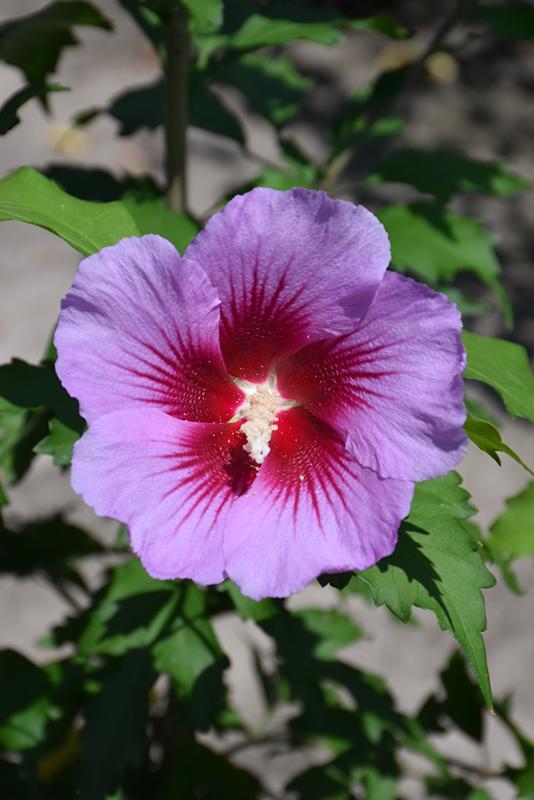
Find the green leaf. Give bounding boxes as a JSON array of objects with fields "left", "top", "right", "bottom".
[
  {"left": 379, "top": 202, "right": 511, "bottom": 322},
  {"left": 0, "top": 168, "right": 139, "bottom": 255},
  {"left": 230, "top": 13, "right": 343, "bottom": 49},
  {"left": 0, "top": 400, "right": 49, "bottom": 483},
  {"left": 488, "top": 482, "right": 534, "bottom": 559},
  {"left": 79, "top": 559, "right": 178, "bottom": 656},
  {"left": 182, "top": 0, "right": 223, "bottom": 34},
  {"left": 348, "top": 15, "right": 410, "bottom": 40},
  {"left": 0, "top": 83, "right": 68, "bottom": 135},
  {"left": 221, "top": 53, "right": 312, "bottom": 127},
  {"left": 152, "top": 584, "right": 228, "bottom": 730},
  {"left": 419, "top": 651, "right": 485, "bottom": 742},
  {"left": 0, "top": 1, "right": 112, "bottom": 89},
  {"left": 105, "top": 80, "right": 244, "bottom": 141},
  {"left": 160, "top": 739, "right": 261, "bottom": 799},
  {"left": 358, "top": 473, "right": 496, "bottom": 707},
  {"left": 79, "top": 651, "right": 153, "bottom": 800},
  {"left": 368, "top": 148, "right": 528, "bottom": 202},
  {"left": 0, "top": 359, "right": 81, "bottom": 430},
  {"left": 463, "top": 331, "right": 534, "bottom": 425},
  {"left": 34, "top": 417, "right": 81, "bottom": 466},
  {"left": 465, "top": 415, "right": 534, "bottom": 475},
  {"left": 294, "top": 609, "right": 363, "bottom": 660},
  {"left": 122, "top": 196, "right": 198, "bottom": 253},
  {"left": 224, "top": 580, "right": 277, "bottom": 621},
  {"left": 0, "top": 650, "right": 53, "bottom": 750},
  {"left": 476, "top": 2, "right": 534, "bottom": 40},
  {"left": 0, "top": 481, "right": 7, "bottom": 507}
]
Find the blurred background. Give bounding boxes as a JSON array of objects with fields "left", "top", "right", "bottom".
[{"left": 1, "top": 1, "right": 533, "bottom": 797}]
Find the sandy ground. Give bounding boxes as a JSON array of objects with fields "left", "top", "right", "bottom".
[{"left": 1, "top": 2, "right": 534, "bottom": 797}]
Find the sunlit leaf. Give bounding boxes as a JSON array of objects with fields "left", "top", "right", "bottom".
[
  {"left": 182, "top": 0, "right": 223, "bottom": 34},
  {"left": 79, "top": 559, "right": 178, "bottom": 656},
  {"left": 379, "top": 202, "right": 511, "bottom": 322},
  {"left": 34, "top": 417, "right": 81, "bottom": 466},
  {"left": 488, "top": 482, "right": 534, "bottom": 559},
  {"left": 358, "top": 473, "right": 495, "bottom": 707},
  {"left": 0, "top": 168, "right": 139, "bottom": 255},
  {"left": 122, "top": 196, "right": 198, "bottom": 253},
  {"left": 153, "top": 583, "right": 228, "bottom": 730},
  {"left": 463, "top": 332, "right": 534, "bottom": 425},
  {"left": 465, "top": 415, "right": 534, "bottom": 475}
]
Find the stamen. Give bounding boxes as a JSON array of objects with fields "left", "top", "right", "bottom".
[{"left": 240, "top": 386, "right": 281, "bottom": 464}]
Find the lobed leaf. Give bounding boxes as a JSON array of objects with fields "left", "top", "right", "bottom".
[
  {"left": 488, "top": 482, "right": 534, "bottom": 559},
  {"left": 358, "top": 473, "right": 495, "bottom": 707},
  {"left": 379, "top": 202, "right": 511, "bottom": 322},
  {"left": 463, "top": 332, "right": 534, "bottom": 425}
]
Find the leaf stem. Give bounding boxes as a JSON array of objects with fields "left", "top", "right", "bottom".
[{"left": 163, "top": 6, "right": 189, "bottom": 213}]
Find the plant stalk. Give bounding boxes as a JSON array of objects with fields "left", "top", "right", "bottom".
[{"left": 164, "top": 6, "right": 189, "bottom": 213}]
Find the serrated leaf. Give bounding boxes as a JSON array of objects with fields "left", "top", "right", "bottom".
[
  {"left": 379, "top": 202, "right": 511, "bottom": 322},
  {"left": 79, "top": 559, "right": 178, "bottom": 656},
  {"left": 79, "top": 651, "right": 153, "bottom": 800},
  {"left": 0, "top": 83, "right": 68, "bottom": 135},
  {"left": 221, "top": 53, "right": 311, "bottom": 127},
  {"left": 488, "top": 482, "right": 534, "bottom": 559},
  {"left": 463, "top": 331, "right": 534, "bottom": 425},
  {"left": 122, "top": 196, "right": 198, "bottom": 254},
  {"left": 476, "top": 2, "right": 534, "bottom": 40},
  {"left": 465, "top": 415, "right": 534, "bottom": 475},
  {"left": 358, "top": 473, "right": 495, "bottom": 707},
  {"left": 0, "top": 1, "right": 111, "bottom": 90},
  {"left": 0, "top": 168, "right": 139, "bottom": 255},
  {"left": 368, "top": 148, "right": 528, "bottom": 202},
  {"left": 34, "top": 417, "right": 81, "bottom": 466}
]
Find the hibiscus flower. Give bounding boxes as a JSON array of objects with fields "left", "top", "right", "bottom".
[{"left": 55, "top": 188, "right": 467, "bottom": 600}]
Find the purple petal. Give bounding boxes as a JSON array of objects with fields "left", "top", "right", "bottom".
[
  {"left": 277, "top": 272, "right": 467, "bottom": 482},
  {"left": 185, "top": 188, "right": 390, "bottom": 383},
  {"left": 55, "top": 235, "right": 243, "bottom": 424},
  {"left": 71, "top": 408, "right": 256, "bottom": 584},
  {"left": 224, "top": 407, "right": 413, "bottom": 600}
]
